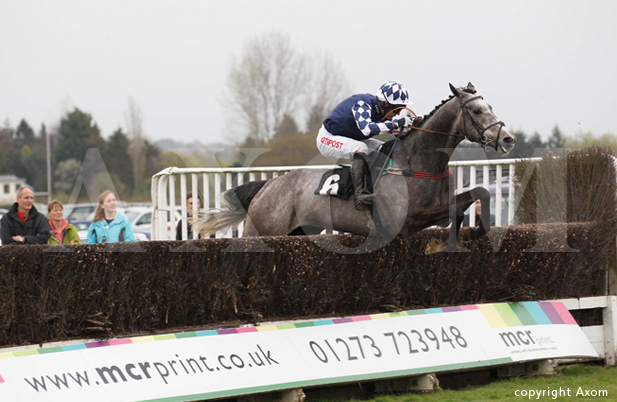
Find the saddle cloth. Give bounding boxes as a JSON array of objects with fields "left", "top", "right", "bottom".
[
  {"left": 313, "top": 143, "right": 394, "bottom": 200},
  {"left": 314, "top": 165, "right": 354, "bottom": 200}
]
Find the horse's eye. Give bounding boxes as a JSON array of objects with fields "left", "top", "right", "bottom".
[{"left": 473, "top": 109, "right": 482, "bottom": 115}]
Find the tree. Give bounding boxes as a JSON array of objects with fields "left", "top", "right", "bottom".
[
  {"left": 55, "top": 108, "right": 105, "bottom": 164},
  {"left": 125, "top": 98, "right": 147, "bottom": 190},
  {"left": 547, "top": 125, "right": 566, "bottom": 149},
  {"left": 104, "top": 128, "right": 134, "bottom": 194},
  {"left": 20, "top": 143, "right": 47, "bottom": 191},
  {"left": 15, "top": 119, "right": 35, "bottom": 147},
  {"left": 273, "top": 114, "right": 301, "bottom": 138},
  {"left": 250, "top": 133, "right": 328, "bottom": 167},
  {"left": 10, "top": 119, "right": 46, "bottom": 190},
  {"left": 54, "top": 158, "right": 81, "bottom": 193},
  {"left": 226, "top": 32, "right": 308, "bottom": 144},
  {"left": 451, "top": 129, "right": 549, "bottom": 161},
  {"left": 144, "top": 140, "right": 162, "bottom": 177},
  {"left": 0, "top": 120, "right": 18, "bottom": 175},
  {"left": 303, "top": 52, "right": 350, "bottom": 134},
  {"left": 91, "top": 171, "right": 128, "bottom": 199},
  {"left": 305, "top": 104, "right": 325, "bottom": 137},
  {"left": 226, "top": 33, "right": 350, "bottom": 144},
  {"left": 132, "top": 140, "right": 162, "bottom": 199},
  {"left": 564, "top": 131, "right": 617, "bottom": 149}
]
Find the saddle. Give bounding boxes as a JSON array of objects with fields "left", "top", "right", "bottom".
[{"left": 314, "top": 142, "right": 395, "bottom": 200}]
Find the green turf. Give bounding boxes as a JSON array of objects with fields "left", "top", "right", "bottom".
[{"left": 318, "top": 365, "right": 617, "bottom": 402}]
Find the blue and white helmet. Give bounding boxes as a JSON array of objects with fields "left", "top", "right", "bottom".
[{"left": 376, "top": 81, "right": 412, "bottom": 106}]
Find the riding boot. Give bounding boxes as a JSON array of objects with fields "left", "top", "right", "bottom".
[{"left": 351, "top": 152, "right": 373, "bottom": 210}]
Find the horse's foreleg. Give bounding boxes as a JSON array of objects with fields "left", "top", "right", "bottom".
[
  {"left": 424, "top": 187, "right": 491, "bottom": 254},
  {"left": 463, "top": 187, "right": 492, "bottom": 242}
]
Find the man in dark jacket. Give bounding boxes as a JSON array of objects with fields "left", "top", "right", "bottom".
[
  {"left": 176, "top": 192, "right": 201, "bottom": 240},
  {"left": 462, "top": 199, "right": 496, "bottom": 227},
  {"left": 0, "top": 187, "right": 51, "bottom": 245}
]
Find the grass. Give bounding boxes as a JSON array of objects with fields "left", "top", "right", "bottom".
[{"left": 321, "top": 365, "right": 617, "bottom": 402}]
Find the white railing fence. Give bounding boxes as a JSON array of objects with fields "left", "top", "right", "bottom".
[
  {"left": 554, "top": 295, "right": 617, "bottom": 366},
  {"left": 151, "top": 159, "right": 541, "bottom": 241}
]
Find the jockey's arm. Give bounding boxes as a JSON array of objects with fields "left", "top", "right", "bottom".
[{"left": 352, "top": 100, "right": 396, "bottom": 137}]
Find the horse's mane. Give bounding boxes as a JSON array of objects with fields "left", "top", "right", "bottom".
[
  {"left": 380, "top": 86, "right": 476, "bottom": 154},
  {"left": 413, "top": 86, "right": 477, "bottom": 129}
]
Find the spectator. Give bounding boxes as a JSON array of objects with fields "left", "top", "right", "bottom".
[
  {"left": 176, "top": 192, "right": 202, "bottom": 240},
  {"left": 47, "top": 200, "right": 81, "bottom": 245},
  {"left": 0, "top": 187, "right": 51, "bottom": 245},
  {"left": 463, "top": 199, "right": 496, "bottom": 227},
  {"left": 87, "top": 191, "right": 136, "bottom": 243}
]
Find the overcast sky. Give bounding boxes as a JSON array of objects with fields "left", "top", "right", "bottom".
[{"left": 2, "top": 0, "right": 616, "bottom": 146}]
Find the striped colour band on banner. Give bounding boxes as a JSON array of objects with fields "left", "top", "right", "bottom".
[{"left": 0, "top": 301, "right": 576, "bottom": 360}]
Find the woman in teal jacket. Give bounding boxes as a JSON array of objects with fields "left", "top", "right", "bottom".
[{"left": 87, "top": 191, "right": 136, "bottom": 243}]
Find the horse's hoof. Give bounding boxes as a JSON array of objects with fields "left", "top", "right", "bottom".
[
  {"left": 425, "top": 238, "right": 445, "bottom": 255},
  {"left": 425, "top": 238, "right": 469, "bottom": 254}
]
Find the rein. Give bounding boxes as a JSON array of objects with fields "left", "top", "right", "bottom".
[
  {"left": 374, "top": 94, "right": 504, "bottom": 183},
  {"left": 388, "top": 96, "right": 505, "bottom": 149},
  {"left": 373, "top": 124, "right": 452, "bottom": 187},
  {"left": 387, "top": 107, "right": 465, "bottom": 139}
]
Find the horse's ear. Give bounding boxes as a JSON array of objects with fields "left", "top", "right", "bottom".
[
  {"left": 466, "top": 82, "right": 476, "bottom": 94},
  {"left": 449, "top": 83, "right": 460, "bottom": 97}
]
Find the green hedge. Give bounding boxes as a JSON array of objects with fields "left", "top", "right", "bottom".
[{"left": 514, "top": 147, "right": 617, "bottom": 226}]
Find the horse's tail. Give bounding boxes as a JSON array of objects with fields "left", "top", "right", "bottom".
[{"left": 192, "top": 180, "right": 268, "bottom": 238}]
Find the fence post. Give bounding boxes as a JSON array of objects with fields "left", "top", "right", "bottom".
[
  {"left": 508, "top": 164, "right": 516, "bottom": 225},
  {"left": 169, "top": 175, "right": 176, "bottom": 240},
  {"left": 604, "top": 295, "right": 617, "bottom": 366}
]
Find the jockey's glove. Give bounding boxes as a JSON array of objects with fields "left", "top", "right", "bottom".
[{"left": 396, "top": 115, "right": 413, "bottom": 130}]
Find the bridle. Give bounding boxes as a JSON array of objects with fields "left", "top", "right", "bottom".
[
  {"left": 457, "top": 95, "right": 506, "bottom": 152},
  {"left": 389, "top": 94, "right": 506, "bottom": 151},
  {"left": 375, "top": 94, "right": 507, "bottom": 184}
]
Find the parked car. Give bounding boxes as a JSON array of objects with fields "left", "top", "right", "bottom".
[
  {"left": 123, "top": 206, "right": 183, "bottom": 239},
  {"left": 65, "top": 203, "right": 99, "bottom": 222}
]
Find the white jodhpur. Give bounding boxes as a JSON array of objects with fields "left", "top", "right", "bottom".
[{"left": 316, "top": 125, "right": 383, "bottom": 160}]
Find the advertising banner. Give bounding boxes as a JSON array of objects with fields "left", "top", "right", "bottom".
[{"left": 0, "top": 301, "right": 597, "bottom": 402}]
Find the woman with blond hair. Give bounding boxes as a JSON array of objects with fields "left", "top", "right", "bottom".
[
  {"left": 47, "top": 200, "right": 80, "bottom": 245},
  {"left": 86, "top": 191, "right": 136, "bottom": 243}
]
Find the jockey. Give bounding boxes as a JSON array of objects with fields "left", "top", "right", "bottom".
[{"left": 316, "top": 81, "right": 413, "bottom": 210}]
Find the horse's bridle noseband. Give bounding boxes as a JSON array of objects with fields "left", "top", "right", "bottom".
[{"left": 458, "top": 95, "right": 505, "bottom": 152}]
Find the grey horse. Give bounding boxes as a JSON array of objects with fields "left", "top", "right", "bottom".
[{"left": 196, "top": 83, "right": 516, "bottom": 253}]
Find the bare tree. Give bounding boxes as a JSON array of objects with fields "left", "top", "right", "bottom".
[
  {"left": 125, "top": 97, "right": 146, "bottom": 188},
  {"left": 304, "top": 52, "right": 351, "bottom": 134},
  {"left": 226, "top": 32, "right": 308, "bottom": 143},
  {"left": 226, "top": 33, "right": 351, "bottom": 143}
]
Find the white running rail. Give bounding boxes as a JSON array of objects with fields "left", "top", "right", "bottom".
[{"left": 151, "top": 158, "right": 545, "bottom": 241}]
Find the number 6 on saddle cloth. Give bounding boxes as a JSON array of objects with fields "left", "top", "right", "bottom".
[{"left": 314, "top": 141, "right": 452, "bottom": 201}]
